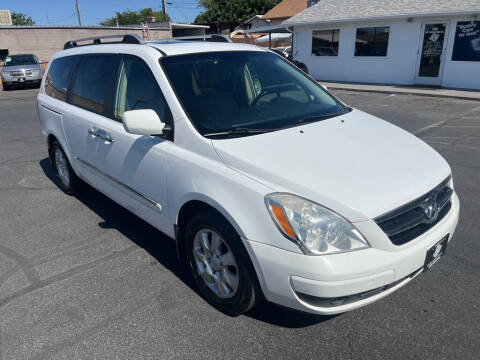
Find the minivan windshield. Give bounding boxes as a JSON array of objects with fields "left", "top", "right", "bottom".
[
  {"left": 4, "top": 54, "right": 38, "bottom": 67},
  {"left": 161, "top": 51, "right": 348, "bottom": 138}
]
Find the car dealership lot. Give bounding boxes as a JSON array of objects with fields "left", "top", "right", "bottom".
[{"left": 0, "top": 88, "right": 479, "bottom": 359}]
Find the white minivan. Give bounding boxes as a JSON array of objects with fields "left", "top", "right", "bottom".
[{"left": 38, "top": 34, "right": 459, "bottom": 315}]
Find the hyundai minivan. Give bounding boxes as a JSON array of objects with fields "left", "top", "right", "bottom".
[{"left": 37, "top": 34, "right": 459, "bottom": 315}]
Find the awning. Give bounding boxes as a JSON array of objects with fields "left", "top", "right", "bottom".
[{"left": 243, "top": 24, "right": 291, "bottom": 34}]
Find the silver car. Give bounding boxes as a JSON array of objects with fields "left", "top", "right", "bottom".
[{"left": 1, "top": 54, "right": 43, "bottom": 90}]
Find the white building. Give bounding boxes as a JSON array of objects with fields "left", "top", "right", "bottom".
[
  {"left": 243, "top": 15, "right": 271, "bottom": 30},
  {"left": 0, "top": 10, "right": 12, "bottom": 26},
  {"left": 284, "top": 0, "right": 480, "bottom": 89}
]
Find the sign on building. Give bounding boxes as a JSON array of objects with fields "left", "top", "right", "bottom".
[
  {"left": 0, "top": 10, "right": 12, "bottom": 26},
  {"left": 452, "top": 21, "right": 480, "bottom": 61}
]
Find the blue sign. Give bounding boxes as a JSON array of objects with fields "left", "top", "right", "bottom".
[{"left": 452, "top": 21, "right": 480, "bottom": 61}]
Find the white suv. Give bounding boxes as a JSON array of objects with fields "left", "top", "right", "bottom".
[{"left": 38, "top": 34, "right": 459, "bottom": 315}]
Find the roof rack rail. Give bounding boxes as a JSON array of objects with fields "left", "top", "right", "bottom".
[
  {"left": 63, "top": 34, "right": 145, "bottom": 50},
  {"left": 169, "top": 34, "right": 232, "bottom": 43}
]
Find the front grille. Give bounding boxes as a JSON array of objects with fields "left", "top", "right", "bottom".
[
  {"left": 375, "top": 176, "right": 453, "bottom": 246},
  {"left": 9, "top": 70, "right": 32, "bottom": 77}
]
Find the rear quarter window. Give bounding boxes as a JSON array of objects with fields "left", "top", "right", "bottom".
[
  {"left": 71, "top": 55, "right": 117, "bottom": 114},
  {"left": 45, "top": 56, "right": 78, "bottom": 102}
]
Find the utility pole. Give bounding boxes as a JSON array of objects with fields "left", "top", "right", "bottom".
[
  {"left": 116, "top": 12, "right": 119, "bottom": 27},
  {"left": 161, "top": 0, "right": 167, "bottom": 22},
  {"left": 75, "top": 0, "right": 82, "bottom": 26}
]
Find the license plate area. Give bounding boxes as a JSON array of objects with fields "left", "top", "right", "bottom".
[{"left": 424, "top": 234, "right": 449, "bottom": 271}]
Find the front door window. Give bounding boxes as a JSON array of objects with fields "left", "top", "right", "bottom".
[{"left": 418, "top": 24, "right": 446, "bottom": 78}]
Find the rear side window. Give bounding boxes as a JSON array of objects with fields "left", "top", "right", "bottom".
[
  {"left": 114, "top": 55, "right": 172, "bottom": 126},
  {"left": 71, "top": 55, "right": 116, "bottom": 114},
  {"left": 45, "top": 56, "right": 77, "bottom": 102}
]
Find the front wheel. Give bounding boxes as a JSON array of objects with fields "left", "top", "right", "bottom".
[{"left": 184, "top": 211, "right": 258, "bottom": 315}]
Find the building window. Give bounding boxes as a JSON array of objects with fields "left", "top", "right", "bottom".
[
  {"left": 452, "top": 21, "right": 480, "bottom": 61},
  {"left": 355, "top": 26, "right": 390, "bottom": 56},
  {"left": 312, "top": 29, "right": 339, "bottom": 56}
]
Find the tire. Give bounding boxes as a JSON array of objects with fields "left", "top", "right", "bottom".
[
  {"left": 184, "top": 210, "right": 258, "bottom": 315},
  {"left": 50, "top": 140, "right": 82, "bottom": 195},
  {"left": 2, "top": 84, "right": 9, "bottom": 91}
]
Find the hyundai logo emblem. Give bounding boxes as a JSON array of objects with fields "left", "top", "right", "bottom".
[
  {"left": 424, "top": 198, "right": 439, "bottom": 222},
  {"left": 433, "top": 243, "right": 442, "bottom": 258}
]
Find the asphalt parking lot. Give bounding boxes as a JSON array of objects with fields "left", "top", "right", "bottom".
[{"left": 0, "top": 87, "right": 479, "bottom": 360}]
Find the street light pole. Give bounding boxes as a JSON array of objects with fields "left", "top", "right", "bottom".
[
  {"left": 161, "top": 0, "right": 167, "bottom": 21},
  {"left": 75, "top": 0, "right": 82, "bottom": 26}
]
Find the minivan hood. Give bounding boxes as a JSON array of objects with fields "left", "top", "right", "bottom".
[{"left": 212, "top": 109, "right": 450, "bottom": 222}]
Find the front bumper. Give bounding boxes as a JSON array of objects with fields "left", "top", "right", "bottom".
[
  {"left": 244, "top": 192, "right": 459, "bottom": 315},
  {"left": 2, "top": 73, "right": 42, "bottom": 86}
]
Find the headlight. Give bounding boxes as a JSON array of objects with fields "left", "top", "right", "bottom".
[{"left": 265, "top": 193, "right": 369, "bottom": 255}]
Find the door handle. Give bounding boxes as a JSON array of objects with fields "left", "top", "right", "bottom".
[
  {"left": 88, "top": 127, "right": 98, "bottom": 137},
  {"left": 96, "top": 128, "right": 114, "bottom": 143},
  {"left": 88, "top": 127, "right": 114, "bottom": 143}
]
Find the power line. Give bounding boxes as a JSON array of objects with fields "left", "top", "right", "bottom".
[{"left": 39, "top": 13, "right": 77, "bottom": 24}]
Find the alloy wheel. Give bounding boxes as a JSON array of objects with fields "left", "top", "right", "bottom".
[
  {"left": 192, "top": 228, "right": 239, "bottom": 299},
  {"left": 54, "top": 148, "right": 70, "bottom": 188}
]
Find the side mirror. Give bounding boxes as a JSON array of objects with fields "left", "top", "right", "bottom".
[{"left": 122, "top": 109, "right": 166, "bottom": 136}]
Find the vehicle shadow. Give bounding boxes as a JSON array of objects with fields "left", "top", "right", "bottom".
[
  {"left": 40, "top": 158, "right": 335, "bottom": 328},
  {"left": 2, "top": 83, "right": 40, "bottom": 91}
]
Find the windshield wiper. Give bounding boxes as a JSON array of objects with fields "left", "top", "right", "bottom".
[
  {"left": 203, "top": 127, "right": 271, "bottom": 138},
  {"left": 297, "top": 112, "right": 343, "bottom": 124}
]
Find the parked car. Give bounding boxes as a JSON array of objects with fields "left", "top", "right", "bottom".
[
  {"left": 312, "top": 46, "right": 338, "bottom": 56},
  {"left": 273, "top": 46, "right": 292, "bottom": 58},
  {"left": 1, "top": 53, "right": 43, "bottom": 90},
  {"left": 271, "top": 47, "right": 309, "bottom": 74},
  {"left": 283, "top": 46, "right": 292, "bottom": 58},
  {"left": 38, "top": 34, "right": 459, "bottom": 316}
]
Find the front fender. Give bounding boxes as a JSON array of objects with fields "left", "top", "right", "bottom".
[
  {"left": 175, "top": 192, "right": 247, "bottom": 238},
  {"left": 165, "top": 150, "right": 302, "bottom": 254}
]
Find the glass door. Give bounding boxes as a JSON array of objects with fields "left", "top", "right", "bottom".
[{"left": 415, "top": 23, "right": 448, "bottom": 86}]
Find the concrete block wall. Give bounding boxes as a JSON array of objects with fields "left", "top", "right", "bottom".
[{"left": 0, "top": 27, "right": 171, "bottom": 61}]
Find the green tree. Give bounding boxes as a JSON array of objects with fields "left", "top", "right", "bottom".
[
  {"left": 11, "top": 12, "right": 35, "bottom": 25},
  {"left": 194, "top": 0, "right": 281, "bottom": 25},
  {"left": 100, "top": 7, "right": 170, "bottom": 26}
]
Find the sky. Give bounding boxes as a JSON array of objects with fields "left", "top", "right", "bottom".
[{"left": 5, "top": 0, "right": 203, "bottom": 26}]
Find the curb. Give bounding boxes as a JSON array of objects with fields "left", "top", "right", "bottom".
[{"left": 324, "top": 85, "right": 480, "bottom": 102}]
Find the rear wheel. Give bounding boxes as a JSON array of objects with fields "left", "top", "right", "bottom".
[
  {"left": 50, "top": 140, "right": 82, "bottom": 195},
  {"left": 185, "top": 211, "right": 258, "bottom": 315}
]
